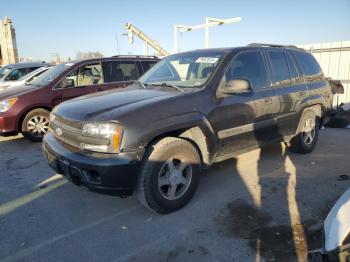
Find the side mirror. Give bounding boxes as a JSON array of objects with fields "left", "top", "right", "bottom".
[
  {"left": 60, "top": 78, "right": 74, "bottom": 88},
  {"left": 223, "top": 79, "right": 251, "bottom": 94}
]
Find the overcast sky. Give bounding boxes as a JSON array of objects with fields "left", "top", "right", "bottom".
[{"left": 1, "top": 0, "right": 350, "bottom": 61}]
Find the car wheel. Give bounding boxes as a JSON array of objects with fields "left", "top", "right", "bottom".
[
  {"left": 289, "top": 110, "right": 319, "bottom": 154},
  {"left": 21, "top": 108, "right": 50, "bottom": 142},
  {"left": 137, "top": 137, "right": 201, "bottom": 214}
]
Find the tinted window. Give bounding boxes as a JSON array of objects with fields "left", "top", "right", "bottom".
[
  {"left": 141, "top": 61, "right": 157, "bottom": 73},
  {"left": 6, "top": 68, "right": 28, "bottom": 80},
  {"left": 29, "top": 67, "right": 40, "bottom": 73},
  {"left": 268, "top": 50, "right": 290, "bottom": 85},
  {"left": 120, "top": 61, "right": 138, "bottom": 81},
  {"left": 103, "top": 61, "right": 138, "bottom": 83},
  {"left": 293, "top": 51, "right": 322, "bottom": 77},
  {"left": 226, "top": 51, "right": 268, "bottom": 90},
  {"left": 285, "top": 52, "right": 300, "bottom": 82}
]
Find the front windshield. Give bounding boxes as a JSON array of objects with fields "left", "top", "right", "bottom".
[
  {"left": 0, "top": 67, "right": 12, "bottom": 78},
  {"left": 29, "top": 63, "right": 70, "bottom": 87},
  {"left": 139, "top": 51, "right": 225, "bottom": 88}
]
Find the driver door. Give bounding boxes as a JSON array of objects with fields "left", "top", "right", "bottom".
[
  {"left": 57, "top": 62, "right": 104, "bottom": 102},
  {"left": 209, "top": 50, "right": 279, "bottom": 157}
]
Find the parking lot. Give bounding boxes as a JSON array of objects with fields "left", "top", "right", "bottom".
[{"left": 0, "top": 128, "right": 349, "bottom": 262}]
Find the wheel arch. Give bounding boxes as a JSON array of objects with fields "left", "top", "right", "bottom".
[{"left": 140, "top": 114, "right": 216, "bottom": 167}]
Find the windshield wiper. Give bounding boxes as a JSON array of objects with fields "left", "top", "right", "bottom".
[
  {"left": 135, "top": 80, "right": 147, "bottom": 89},
  {"left": 148, "top": 82, "right": 184, "bottom": 93}
]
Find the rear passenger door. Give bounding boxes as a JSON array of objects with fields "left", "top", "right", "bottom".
[
  {"left": 266, "top": 49, "right": 307, "bottom": 137},
  {"left": 211, "top": 50, "right": 279, "bottom": 157},
  {"left": 101, "top": 60, "right": 140, "bottom": 91}
]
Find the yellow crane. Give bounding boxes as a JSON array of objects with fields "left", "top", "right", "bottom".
[{"left": 124, "top": 23, "right": 169, "bottom": 57}]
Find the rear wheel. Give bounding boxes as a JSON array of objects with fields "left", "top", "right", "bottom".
[
  {"left": 289, "top": 110, "right": 319, "bottom": 154},
  {"left": 137, "top": 137, "right": 201, "bottom": 214},
  {"left": 21, "top": 108, "right": 50, "bottom": 142}
]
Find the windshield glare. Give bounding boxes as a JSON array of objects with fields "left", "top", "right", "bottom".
[
  {"left": 0, "top": 67, "right": 12, "bottom": 78},
  {"left": 139, "top": 52, "right": 224, "bottom": 88},
  {"left": 29, "top": 64, "right": 69, "bottom": 87}
]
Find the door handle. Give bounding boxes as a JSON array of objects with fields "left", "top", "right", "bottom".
[{"left": 264, "top": 98, "right": 273, "bottom": 104}]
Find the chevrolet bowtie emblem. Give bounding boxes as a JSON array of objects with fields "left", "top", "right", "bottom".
[{"left": 56, "top": 127, "right": 63, "bottom": 136}]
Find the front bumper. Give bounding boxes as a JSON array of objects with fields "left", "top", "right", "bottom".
[
  {"left": 0, "top": 111, "right": 18, "bottom": 136},
  {"left": 42, "top": 132, "right": 144, "bottom": 196}
]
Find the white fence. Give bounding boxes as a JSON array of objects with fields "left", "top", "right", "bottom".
[{"left": 298, "top": 41, "right": 350, "bottom": 109}]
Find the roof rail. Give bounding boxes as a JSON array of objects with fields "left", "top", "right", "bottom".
[
  {"left": 247, "top": 43, "right": 304, "bottom": 50},
  {"left": 111, "top": 55, "right": 159, "bottom": 59}
]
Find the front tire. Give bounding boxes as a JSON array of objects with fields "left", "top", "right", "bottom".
[
  {"left": 137, "top": 137, "right": 201, "bottom": 214},
  {"left": 289, "top": 110, "right": 319, "bottom": 154},
  {"left": 21, "top": 108, "right": 50, "bottom": 142}
]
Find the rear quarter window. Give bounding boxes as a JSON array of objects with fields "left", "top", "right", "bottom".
[
  {"left": 293, "top": 51, "right": 322, "bottom": 78},
  {"left": 141, "top": 61, "right": 157, "bottom": 73}
]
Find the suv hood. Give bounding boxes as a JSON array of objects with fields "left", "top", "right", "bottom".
[
  {"left": 54, "top": 86, "right": 179, "bottom": 121},
  {"left": 0, "top": 84, "right": 40, "bottom": 100}
]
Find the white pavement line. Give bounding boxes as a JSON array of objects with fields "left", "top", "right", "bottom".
[{"left": 1, "top": 205, "right": 141, "bottom": 262}]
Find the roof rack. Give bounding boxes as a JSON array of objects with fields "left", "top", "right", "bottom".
[
  {"left": 111, "top": 55, "right": 159, "bottom": 59},
  {"left": 247, "top": 43, "right": 304, "bottom": 50}
]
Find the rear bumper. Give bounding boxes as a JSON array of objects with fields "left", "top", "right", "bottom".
[
  {"left": 42, "top": 132, "right": 143, "bottom": 196},
  {"left": 0, "top": 112, "right": 18, "bottom": 136}
]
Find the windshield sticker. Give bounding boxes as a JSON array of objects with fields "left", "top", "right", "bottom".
[{"left": 195, "top": 57, "right": 219, "bottom": 64}]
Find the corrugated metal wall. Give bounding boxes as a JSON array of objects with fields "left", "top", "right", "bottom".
[{"left": 298, "top": 41, "right": 350, "bottom": 109}]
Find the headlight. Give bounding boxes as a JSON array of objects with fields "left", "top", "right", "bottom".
[
  {"left": 0, "top": 97, "right": 17, "bottom": 113},
  {"left": 80, "top": 122, "right": 123, "bottom": 153}
]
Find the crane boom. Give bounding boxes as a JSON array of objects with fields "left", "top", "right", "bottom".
[{"left": 125, "top": 23, "right": 169, "bottom": 57}]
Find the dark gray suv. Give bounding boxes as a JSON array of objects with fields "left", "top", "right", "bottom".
[{"left": 43, "top": 44, "right": 333, "bottom": 213}]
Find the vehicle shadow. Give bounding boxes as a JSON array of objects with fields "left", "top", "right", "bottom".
[{"left": 0, "top": 130, "right": 349, "bottom": 262}]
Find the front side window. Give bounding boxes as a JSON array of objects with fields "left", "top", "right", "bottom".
[
  {"left": 268, "top": 50, "right": 291, "bottom": 86},
  {"left": 6, "top": 68, "right": 28, "bottom": 81},
  {"left": 225, "top": 51, "right": 268, "bottom": 90},
  {"left": 139, "top": 51, "right": 224, "bottom": 89},
  {"left": 58, "top": 63, "right": 103, "bottom": 88}
]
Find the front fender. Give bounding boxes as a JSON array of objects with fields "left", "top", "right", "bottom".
[{"left": 122, "top": 111, "right": 217, "bottom": 158}]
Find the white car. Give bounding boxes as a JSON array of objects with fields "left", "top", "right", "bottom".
[
  {"left": 0, "top": 66, "right": 51, "bottom": 91},
  {"left": 309, "top": 187, "right": 350, "bottom": 261}
]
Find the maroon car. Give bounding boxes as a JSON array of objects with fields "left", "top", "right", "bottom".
[{"left": 0, "top": 56, "right": 159, "bottom": 141}]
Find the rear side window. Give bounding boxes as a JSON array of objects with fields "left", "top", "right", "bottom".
[
  {"left": 268, "top": 50, "right": 290, "bottom": 86},
  {"left": 225, "top": 51, "right": 268, "bottom": 90},
  {"left": 103, "top": 61, "right": 138, "bottom": 83},
  {"left": 293, "top": 52, "right": 322, "bottom": 78},
  {"left": 141, "top": 61, "right": 157, "bottom": 73},
  {"left": 285, "top": 52, "right": 300, "bottom": 82}
]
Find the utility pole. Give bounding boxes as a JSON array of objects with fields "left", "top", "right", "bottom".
[{"left": 174, "top": 16, "right": 241, "bottom": 53}]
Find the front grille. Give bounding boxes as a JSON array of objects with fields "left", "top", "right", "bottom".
[
  {"left": 50, "top": 114, "right": 108, "bottom": 149},
  {"left": 50, "top": 115, "right": 82, "bottom": 149}
]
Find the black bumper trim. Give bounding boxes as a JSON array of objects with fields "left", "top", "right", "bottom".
[{"left": 43, "top": 133, "right": 143, "bottom": 196}]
